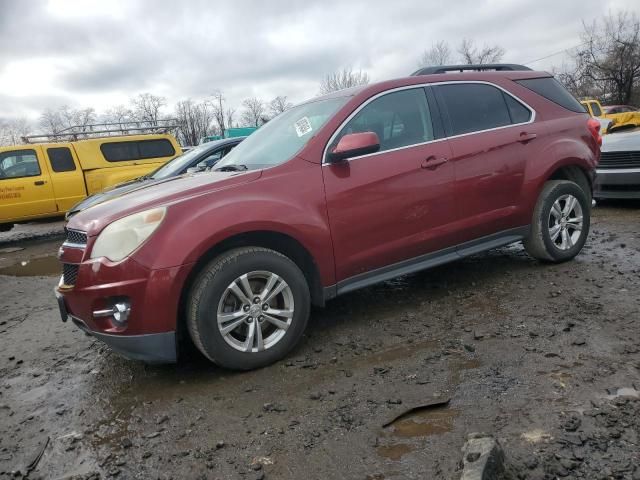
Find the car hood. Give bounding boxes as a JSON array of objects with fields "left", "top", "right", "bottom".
[
  {"left": 67, "top": 170, "right": 261, "bottom": 236},
  {"left": 602, "top": 127, "right": 640, "bottom": 152},
  {"left": 66, "top": 177, "right": 158, "bottom": 219}
]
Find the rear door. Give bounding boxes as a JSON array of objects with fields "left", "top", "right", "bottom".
[
  {"left": 322, "top": 87, "right": 456, "bottom": 284},
  {"left": 0, "top": 147, "right": 56, "bottom": 222},
  {"left": 433, "top": 82, "right": 538, "bottom": 242},
  {"left": 46, "top": 146, "right": 87, "bottom": 213}
]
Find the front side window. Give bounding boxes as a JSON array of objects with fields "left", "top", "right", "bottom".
[
  {"left": 435, "top": 83, "right": 514, "bottom": 136},
  {"left": 590, "top": 102, "right": 602, "bottom": 117},
  {"left": 331, "top": 88, "right": 434, "bottom": 154},
  {"left": 0, "top": 149, "right": 40, "bottom": 179},
  {"left": 101, "top": 139, "right": 176, "bottom": 162}
]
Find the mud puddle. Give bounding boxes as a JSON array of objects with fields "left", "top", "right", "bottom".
[
  {"left": 377, "top": 405, "right": 459, "bottom": 460},
  {"left": 386, "top": 406, "right": 459, "bottom": 438},
  {"left": 0, "top": 255, "right": 60, "bottom": 277}
]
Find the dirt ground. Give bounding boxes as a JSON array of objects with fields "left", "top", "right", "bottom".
[{"left": 0, "top": 202, "right": 638, "bottom": 480}]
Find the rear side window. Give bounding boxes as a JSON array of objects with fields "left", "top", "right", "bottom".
[
  {"left": 0, "top": 149, "right": 40, "bottom": 179},
  {"left": 503, "top": 94, "right": 532, "bottom": 124},
  {"left": 434, "top": 83, "right": 513, "bottom": 136},
  {"left": 101, "top": 139, "right": 176, "bottom": 162},
  {"left": 516, "top": 77, "right": 586, "bottom": 113},
  {"left": 47, "top": 147, "right": 76, "bottom": 172}
]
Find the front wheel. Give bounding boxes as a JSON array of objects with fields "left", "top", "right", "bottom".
[
  {"left": 524, "top": 180, "right": 590, "bottom": 262},
  {"left": 187, "top": 247, "right": 310, "bottom": 370}
]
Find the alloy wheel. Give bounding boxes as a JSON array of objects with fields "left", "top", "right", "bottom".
[
  {"left": 548, "top": 194, "right": 583, "bottom": 250},
  {"left": 216, "top": 270, "right": 294, "bottom": 353}
]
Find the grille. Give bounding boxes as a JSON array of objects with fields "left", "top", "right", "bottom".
[
  {"left": 65, "top": 228, "right": 87, "bottom": 245},
  {"left": 63, "top": 263, "right": 79, "bottom": 286},
  {"left": 599, "top": 151, "right": 640, "bottom": 169}
]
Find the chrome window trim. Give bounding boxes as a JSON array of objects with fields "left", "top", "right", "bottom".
[{"left": 322, "top": 80, "right": 537, "bottom": 165}]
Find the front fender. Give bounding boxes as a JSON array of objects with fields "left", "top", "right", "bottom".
[{"left": 132, "top": 160, "right": 336, "bottom": 286}]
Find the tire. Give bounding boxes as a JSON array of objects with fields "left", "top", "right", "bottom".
[
  {"left": 524, "top": 180, "right": 590, "bottom": 263},
  {"left": 187, "top": 247, "right": 310, "bottom": 370}
]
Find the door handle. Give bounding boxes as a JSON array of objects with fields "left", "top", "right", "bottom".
[
  {"left": 421, "top": 156, "right": 448, "bottom": 170},
  {"left": 518, "top": 132, "right": 537, "bottom": 143},
  {"left": 34, "top": 180, "right": 46, "bottom": 186}
]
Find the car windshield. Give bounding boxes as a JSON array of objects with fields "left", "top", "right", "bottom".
[
  {"left": 149, "top": 144, "right": 213, "bottom": 179},
  {"left": 215, "top": 97, "right": 348, "bottom": 170}
]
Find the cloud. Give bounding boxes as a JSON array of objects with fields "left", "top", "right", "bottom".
[{"left": 0, "top": 0, "right": 637, "bottom": 121}]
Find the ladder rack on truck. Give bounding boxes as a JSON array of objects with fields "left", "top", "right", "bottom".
[{"left": 22, "top": 119, "right": 179, "bottom": 143}]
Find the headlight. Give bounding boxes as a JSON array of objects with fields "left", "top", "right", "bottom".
[{"left": 91, "top": 207, "right": 166, "bottom": 262}]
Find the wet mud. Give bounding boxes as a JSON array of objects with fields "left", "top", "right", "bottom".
[{"left": 0, "top": 202, "right": 639, "bottom": 479}]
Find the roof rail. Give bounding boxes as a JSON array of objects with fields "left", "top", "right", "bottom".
[
  {"left": 21, "top": 119, "right": 179, "bottom": 144},
  {"left": 411, "top": 64, "right": 532, "bottom": 76}
]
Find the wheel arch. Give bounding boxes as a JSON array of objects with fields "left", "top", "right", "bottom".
[
  {"left": 177, "top": 230, "right": 326, "bottom": 343},
  {"left": 546, "top": 163, "right": 593, "bottom": 198}
]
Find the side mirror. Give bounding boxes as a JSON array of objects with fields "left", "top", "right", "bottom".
[
  {"left": 186, "top": 165, "right": 206, "bottom": 174},
  {"left": 327, "top": 132, "right": 380, "bottom": 163}
]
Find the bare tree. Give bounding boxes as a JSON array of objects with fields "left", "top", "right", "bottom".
[
  {"left": 132, "top": 93, "right": 166, "bottom": 126},
  {"left": 226, "top": 107, "right": 236, "bottom": 130},
  {"left": 103, "top": 105, "right": 133, "bottom": 129},
  {"left": 241, "top": 97, "right": 267, "bottom": 127},
  {"left": 174, "top": 99, "right": 216, "bottom": 146},
  {"left": 319, "top": 67, "right": 370, "bottom": 94},
  {"left": 38, "top": 106, "right": 96, "bottom": 137},
  {"left": 458, "top": 38, "right": 505, "bottom": 64},
  {"left": 570, "top": 11, "right": 640, "bottom": 104},
  {"left": 269, "top": 96, "right": 293, "bottom": 117},
  {"left": 209, "top": 90, "right": 237, "bottom": 136},
  {"left": 39, "top": 109, "right": 64, "bottom": 136},
  {"left": 419, "top": 40, "right": 452, "bottom": 67},
  {"left": 0, "top": 117, "right": 32, "bottom": 146}
]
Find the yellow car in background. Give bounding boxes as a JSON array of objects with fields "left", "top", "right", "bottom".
[
  {"left": 581, "top": 99, "right": 640, "bottom": 132},
  {"left": 0, "top": 124, "right": 180, "bottom": 231}
]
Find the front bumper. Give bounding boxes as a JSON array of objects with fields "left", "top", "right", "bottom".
[
  {"left": 55, "top": 284, "right": 177, "bottom": 363},
  {"left": 594, "top": 168, "right": 640, "bottom": 199}
]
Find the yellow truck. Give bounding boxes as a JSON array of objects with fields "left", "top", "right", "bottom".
[
  {"left": 0, "top": 123, "right": 180, "bottom": 231},
  {"left": 580, "top": 99, "right": 640, "bottom": 132}
]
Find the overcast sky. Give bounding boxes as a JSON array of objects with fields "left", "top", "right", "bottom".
[{"left": 0, "top": 0, "right": 638, "bottom": 121}]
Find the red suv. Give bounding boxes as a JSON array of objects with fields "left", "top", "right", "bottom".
[{"left": 56, "top": 65, "right": 600, "bottom": 370}]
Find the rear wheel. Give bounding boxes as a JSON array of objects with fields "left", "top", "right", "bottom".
[
  {"left": 524, "top": 180, "right": 590, "bottom": 262},
  {"left": 187, "top": 247, "right": 310, "bottom": 370}
]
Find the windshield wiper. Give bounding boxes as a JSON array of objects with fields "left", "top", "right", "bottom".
[{"left": 215, "top": 164, "right": 248, "bottom": 172}]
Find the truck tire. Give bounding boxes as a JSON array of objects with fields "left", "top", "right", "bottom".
[
  {"left": 187, "top": 247, "right": 310, "bottom": 370},
  {"left": 524, "top": 180, "right": 590, "bottom": 262}
]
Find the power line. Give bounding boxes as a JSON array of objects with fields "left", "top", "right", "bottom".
[{"left": 523, "top": 41, "right": 589, "bottom": 66}]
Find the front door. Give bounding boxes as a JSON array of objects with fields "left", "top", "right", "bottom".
[
  {"left": 322, "top": 87, "right": 457, "bottom": 284},
  {"left": 0, "top": 147, "right": 55, "bottom": 222}
]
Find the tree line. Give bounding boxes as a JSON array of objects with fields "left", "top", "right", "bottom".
[
  {"left": 416, "top": 11, "right": 640, "bottom": 106},
  {"left": 2, "top": 10, "right": 638, "bottom": 147}
]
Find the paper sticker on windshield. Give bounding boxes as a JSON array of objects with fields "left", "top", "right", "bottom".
[{"left": 294, "top": 117, "right": 312, "bottom": 137}]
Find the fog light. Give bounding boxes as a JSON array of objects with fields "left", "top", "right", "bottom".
[
  {"left": 112, "top": 302, "right": 131, "bottom": 325},
  {"left": 93, "top": 300, "right": 131, "bottom": 327}
]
